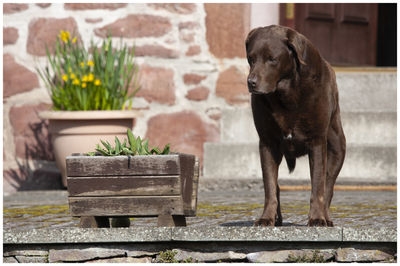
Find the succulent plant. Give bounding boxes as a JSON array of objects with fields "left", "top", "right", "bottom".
[{"left": 87, "top": 129, "right": 170, "bottom": 156}]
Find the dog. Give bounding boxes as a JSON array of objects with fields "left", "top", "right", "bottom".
[{"left": 245, "top": 25, "right": 346, "bottom": 227}]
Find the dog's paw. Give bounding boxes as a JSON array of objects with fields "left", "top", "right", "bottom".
[
  {"left": 308, "top": 217, "right": 327, "bottom": 227},
  {"left": 326, "top": 219, "right": 334, "bottom": 227},
  {"left": 254, "top": 218, "right": 275, "bottom": 226},
  {"left": 275, "top": 218, "right": 283, "bottom": 226}
]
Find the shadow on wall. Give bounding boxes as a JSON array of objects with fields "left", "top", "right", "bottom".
[{"left": 5, "top": 120, "right": 63, "bottom": 191}]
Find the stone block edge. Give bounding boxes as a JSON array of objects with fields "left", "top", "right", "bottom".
[{"left": 3, "top": 226, "right": 397, "bottom": 244}]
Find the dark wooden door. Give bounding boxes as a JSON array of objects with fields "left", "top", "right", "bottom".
[{"left": 284, "top": 4, "right": 378, "bottom": 66}]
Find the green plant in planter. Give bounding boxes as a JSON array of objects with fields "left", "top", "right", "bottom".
[
  {"left": 36, "top": 30, "right": 139, "bottom": 111},
  {"left": 87, "top": 129, "right": 170, "bottom": 156}
]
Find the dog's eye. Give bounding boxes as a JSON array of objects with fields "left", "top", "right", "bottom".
[
  {"left": 268, "top": 56, "right": 277, "bottom": 63},
  {"left": 248, "top": 57, "right": 255, "bottom": 65}
]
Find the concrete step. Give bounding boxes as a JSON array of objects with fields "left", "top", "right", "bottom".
[
  {"left": 203, "top": 142, "right": 396, "bottom": 182},
  {"left": 221, "top": 109, "right": 396, "bottom": 146},
  {"left": 335, "top": 71, "right": 396, "bottom": 112},
  {"left": 207, "top": 70, "right": 396, "bottom": 184}
]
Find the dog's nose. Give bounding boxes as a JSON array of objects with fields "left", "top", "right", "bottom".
[{"left": 247, "top": 76, "right": 257, "bottom": 89}]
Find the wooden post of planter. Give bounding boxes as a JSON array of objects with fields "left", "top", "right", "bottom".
[{"left": 66, "top": 153, "right": 199, "bottom": 228}]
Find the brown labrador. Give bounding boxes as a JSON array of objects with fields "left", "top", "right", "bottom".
[{"left": 245, "top": 25, "right": 346, "bottom": 227}]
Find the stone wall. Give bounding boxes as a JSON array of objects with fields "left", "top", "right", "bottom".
[
  {"left": 3, "top": 245, "right": 397, "bottom": 263},
  {"left": 3, "top": 3, "right": 252, "bottom": 193}
]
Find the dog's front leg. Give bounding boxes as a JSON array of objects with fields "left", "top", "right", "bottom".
[
  {"left": 255, "top": 141, "right": 282, "bottom": 226},
  {"left": 308, "top": 139, "right": 328, "bottom": 226}
]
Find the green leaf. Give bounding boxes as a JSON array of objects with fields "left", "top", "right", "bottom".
[
  {"left": 127, "top": 129, "right": 136, "bottom": 153},
  {"left": 143, "top": 139, "right": 150, "bottom": 154},
  {"left": 88, "top": 128, "right": 171, "bottom": 157},
  {"left": 122, "top": 138, "right": 127, "bottom": 147},
  {"left": 162, "top": 144, "right": 170, "bottom": 155},
  {"left": 96, "top": 148, "right": 109, "bottom": 156},
  {"left": 136, "top": 136, "right": 143, "bottom": 154},
  {"left": 36, "top": 31, "right": 141, "bottom": 111},
  {"left": 122, "top": 147, "right": 134, "bottom": 156},
  {"left": 100, "top": 140, "right": 112, "bottom": 151},
  {"left": 96, "top": 144, "right": 110, "bottom": 156},
  {"left": 115, "top": 136, "right": 122, "bottom": 155},
  {"left": 151, "top": 147, "right": 161, "bottom": 155}
]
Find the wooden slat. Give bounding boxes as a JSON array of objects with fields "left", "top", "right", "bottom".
[
  {"left": 191, "top": 158, "right": 200, "bottom": 215},
  {"left": 68, "top": 196, "right": 184, "bottom": 217},
  {"left": 178, "top": 154, "right": 197, "bottom": 216},
  {"left": 67, "top": 175, "right": 181, "bottom": 197},
  {"left": 66, "top": 155, "right": 180, "bottom": 177}
]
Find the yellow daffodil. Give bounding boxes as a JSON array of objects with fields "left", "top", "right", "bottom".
[
  {"left": 59, "top": 30, "right": 70, "bottom": 43},
  {"left": 70, "top": 73, "right": 76, "bottom": 79},
  {"left": 82, "top": 82, "right": 87, "bottom": 88},
  {"left": 72, "top": 78, "right": 80, "bottom": 85},
  {"left": 87, "top": 60, "right": 94, "bottom": 67},
  {"left": 88, "top": 73, "right": 94, "bottom": 82},
  {"left": 82, "top": 75, "right": 88, "bottom": 82},
  {"left": 62, "top": 74, "right": 68, "bottom": 81},
  {"left": 94, "top": 79, "right": 101, "bottom": 86},
  {"left": 72, "top": 37, "right": 77, "bottom": 44},
  {"left": 80, "top": 62, "right": 85, "bottom": 68}
]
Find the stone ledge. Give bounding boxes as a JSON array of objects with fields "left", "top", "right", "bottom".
[
  {"left": 171, "top": 226, "right": 342, "bottom": 242},
  {"left": 3, "top": 227, "right": 172, "bottom": 244},
  {"left": 343, "top": 227, "right": 397, "bottom": 242},
  {"left": 4, "top": 226, "right": 396, "bottom": 244}
]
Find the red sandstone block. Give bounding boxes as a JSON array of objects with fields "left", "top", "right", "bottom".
[
  {"left": 3, "top": 54, "right": 39, "bottom": 98},
  {"left": 135, "top": 64, "right": 176, "bottom": 105},
  {"left": 186, "top": 87, "right": 210, "bottom": 101},
  {"left": 27, "top": 17, "right": 79, "bottom": 56},
  {"left": 205, "top": 3, "right": 250, "bottom": 59},
  {"left": 135, "top": 45, "right": 179, "bottom": 59},
  {"left": 216, "top": 66, "right": 249, "bottom": 105},
  {"left": 95, "top": 15, "right": 171, "bottom": 38},
  {"left": 64, "top": 3, "right": 127, "bottom": 10},
  {"left": 145, "top": 111, "right": 219, "bottom": 165},
  {"left": 3, "top": 27, "right": 18, "bottom": 45},
  {"left": 4, "top": 3, "right": 29, "bottom": 14},
  {"left": 183, "top": 74, "right": 206, "bottom": 85},
  {"left": 9, "top": 103, "right": 53, "bottom": 160},
  {"left": 148, "top": 3, "right": 196, "bottom": 14},
  {"left": 186, "top": 45, "right": 201, "bottom": 56}
]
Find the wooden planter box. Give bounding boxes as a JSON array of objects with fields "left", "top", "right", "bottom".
[{"left": 66, "top": 153, "right": 199, "bottom": 227}]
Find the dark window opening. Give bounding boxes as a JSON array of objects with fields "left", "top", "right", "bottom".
[{"left": 376, "top": 3, "right": 397, "bottom": 66}]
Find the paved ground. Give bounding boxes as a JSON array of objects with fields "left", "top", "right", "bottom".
[{"left": 3, "top": 188, "right": 396, "bottom": 230}]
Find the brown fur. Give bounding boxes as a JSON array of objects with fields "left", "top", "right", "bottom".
[{"left": 246, "top": 25, "right": 346, "bottom": 227}]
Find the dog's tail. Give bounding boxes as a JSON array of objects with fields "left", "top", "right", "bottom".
[{"left": 285, "top": 156, "right": 296, "bottom": 173}]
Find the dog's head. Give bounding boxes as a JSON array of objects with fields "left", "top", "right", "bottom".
[{"left": 245, "top": 25, "right": 307, "bottom": 95}]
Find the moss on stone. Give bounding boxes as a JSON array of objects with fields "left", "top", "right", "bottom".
[{"left": 4, "top": 205, "right": 69, "bottom": 218}]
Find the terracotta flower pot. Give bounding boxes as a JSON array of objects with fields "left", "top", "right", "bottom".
[{"left": 38, "top": 110, "right": 139, "bottom": 187}]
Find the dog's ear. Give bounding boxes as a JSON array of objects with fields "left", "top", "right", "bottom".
[
  {"left": 245, "top": 27, "right": 261, "bottom": 51},
  {"left": 285, "top": 28, "right": 306, "bottom": 67}
]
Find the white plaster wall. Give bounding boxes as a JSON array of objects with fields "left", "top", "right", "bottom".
[{"left": 250, "top": 3, "right": 280, "bottom": 29}]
